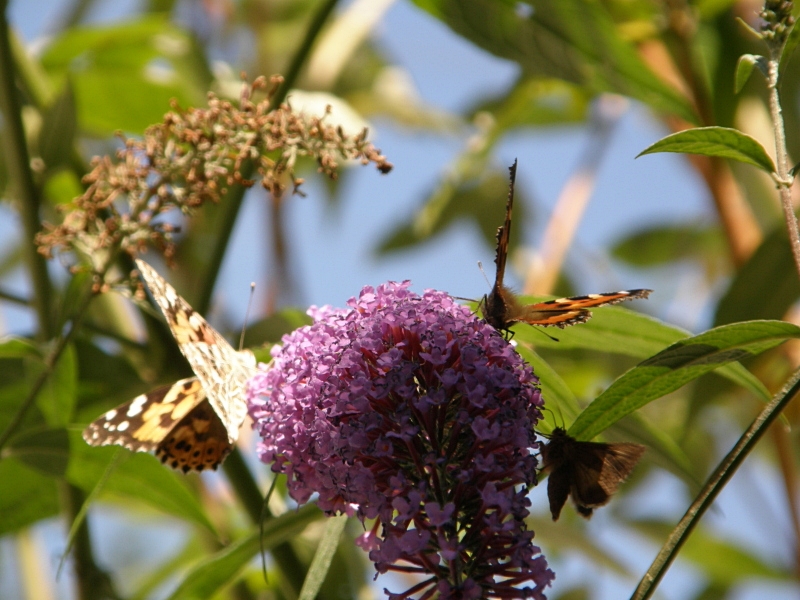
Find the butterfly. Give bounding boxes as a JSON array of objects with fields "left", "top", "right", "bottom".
[
  {"left": 480, "top": 160, "right": 652, "bottom": 334},
  {"left": 539, "top": 427, "right": 645, "bottom": 520},
  {"left": 82, "top": 259, "right": 257, "bottom": 473}
]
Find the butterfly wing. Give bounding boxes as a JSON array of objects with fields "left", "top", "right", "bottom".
[
  {"left": 568, "top": 440, "right": 645, "bottom": 517},
  {"left": 135, "top": 259, "right": 257, "bottom": 443},
  {"left": 512, "top": 289, "right": 652, "bottom": 328},
  {"left": 82, "top": 378, "right": 234, "bottom": 472},
  {"left": 481, "top": 160, "right": 518, "bottom": 331},
  {"left": 541, "top": 428, "right": 644, "bottom": 519}
]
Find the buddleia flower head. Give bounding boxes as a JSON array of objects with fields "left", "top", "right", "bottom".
[{"left": 248, "top": 282, "right": 554, "bottom": 598}]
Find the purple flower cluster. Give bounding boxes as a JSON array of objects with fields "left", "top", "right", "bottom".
[{"left": 248, "top": 282, "right": 554, "bottom": 598}]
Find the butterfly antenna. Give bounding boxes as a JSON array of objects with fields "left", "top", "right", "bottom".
[
  {"left": 532, "top": 327, "right": 560, "bottom": 343},
  {"left": 539, "top": 406, "right": 566, "bottom": 432},
  {"left": 477, "top": 261, "right": 492, "bottom": 289},
  {"left": 239, "top": 282, "right": 256, "bottom": 351}
]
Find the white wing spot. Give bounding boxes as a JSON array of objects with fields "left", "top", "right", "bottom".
[
  {"left": 127, "top": 394, "right": 148, "bottom": 417},
  {"left": 104, "top": 409, "right": 118, "bottom": 420},
  {"left": 116, "top": 421, "right": 130, "bottom": 432}
]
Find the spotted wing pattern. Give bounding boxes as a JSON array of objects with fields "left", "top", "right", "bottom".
[
  {"left": 134, "top": 259, "right": 256, "bottom": 444},
  {"left": 82, "top": 260, "right": 257, "bottom": 472},
  {"left": 82, "top": 378, "right": 235, "bottom": 472}
]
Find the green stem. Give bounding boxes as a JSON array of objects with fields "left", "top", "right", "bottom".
[
  {"left": 196, "top": 0, "right": 340, "bottom": 312},
  {"left": 630, "top": 367, "right": 800, "bottom": 600},
  {"left": 767, "top": 54, "right": 800, "bottom": 282},
  {"left": 195, "top": 185, "right": 246, "bottom": 316},
  {"left": 223, "top": 448, "right": 308, "bottom": 598},
  {"left": 270, "top": 0, "right": 340, "bottom": 110},
  {"left": 0, "top": 282, "right": 95, "bottom": 451},
  {"left": 59, "top": 482, "right": 118, "bottom": 600},
  {"left": 0, "top": 287, "right": 30, "bottom": 305},
  {"left": 0, "top": 0, "right": 52, "bottom": 338}
]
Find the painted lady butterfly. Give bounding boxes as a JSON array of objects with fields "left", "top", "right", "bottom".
[
  {"left": 82, "top": 259, "right": 257, "bottom": 472},
  {"left": 480, "top": 160, "right": 652, "bottom": 333}
]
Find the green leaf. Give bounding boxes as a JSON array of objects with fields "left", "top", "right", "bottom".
[
  {"left": 715, "top": 225, "right": 800, "bottom": 326},
  {"left": 245, "top": 308, "right": 313, "bottom": 347},
  {"left": 633, "top": 519, "right": 790, "bottom": 584},
  {"left": 0, "top": 337, "right": 42, "bottom": 359},
  {"left": 611, "top": 223, "right": 725, "bottom": 268},
  {"left": 613, "top": 414, "right": 696, "bottom": 484},
  {"left": 520, "top": 340, "right": 695, "bottom": 482},
  {"left": 779, "top": 18, "right": 800, "bottom": 78},
  {"left": 38, "top": 80, "right": 77, "bottom": 173},
  {"left": 36, "top": 342, "right": 77, "bottom": 427},
  {"left": 510, "top": 299, "right": 680, "bottom": 357},
  {"left": 734, "top": 54, "right": 767, "bottom": 93},
  {"left": 40, "top": 17, "right": 209, "bottom": 135},
  {"left": 67, "top": 430, "right": 216, "bottom": 533},
  {"left": 43, "top": 169, "right": 84, "bottom": 207},
  {"left": 412, "top": 0, "right": 697, "bottom": 123},
  {"left": 471, "top": 77, "right": 591, "bottom": 128},
  {"left": 637, "top": 127, "right": 776, "bottom": 173},
  {"left": 516, "top": 344, "right": 581, "bottom": 429},
  {"left": 377, "top": 166, "right": 519, "bottom": 254},
  {"left": 3, "top": 427, "right": 70, "bottom": 477},
  {"left": 0, "top": 458, "right": 59, "bottom": 535},
  {"left": 569, "top": 321, "right": 800, "bottom": 441},
  {"left": 166, "top": 504, "right": 323, "bottom": 600},
  {"left": 504, "top": 298, "right": 769, "bottom": 401},
  {"left": 298, "top": 515, "right": 348, "bottom": 600}
]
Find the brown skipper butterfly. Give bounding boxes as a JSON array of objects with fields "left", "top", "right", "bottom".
[
  {"left": 480, "top": 160, "right": 652, "bottom": 335},
  {"left": 540, "top": 427, "right": 645, "bottom": 520}
]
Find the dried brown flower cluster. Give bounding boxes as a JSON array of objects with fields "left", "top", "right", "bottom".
[{"left": 37, "top": 75, "right": 392, "bottom": 277}]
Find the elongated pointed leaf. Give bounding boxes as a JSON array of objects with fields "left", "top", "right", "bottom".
[
  {"left": 779, "top": 19, "right": 800, "bottom": 77},
  {"left": 509, "top": 299, "right": 769, "bottom": 401},
  {"left": 38, "top": 80, "right": 77, "bottom": 172},
  {"left": 299, "top": 515, "right": 348, "bottom": 600},
  {"left": 412, "top": 0, "right": 697, "bottom": 122},
  {"left": 632, "top": 519, "right": 790, "bottom": 583},
  {"left": 611, "top": 223, "right": 725, "bottom": 268},
  {"left": 569, "top": 321, "right": 800, "bottom": 440},
  {"left": 166, "top": 504, "right": 322, "bottom": 599},
  {"left": 715, "top": 225, "right": 800, "bottom": 326},
  {"left": 0, "top": 458, "right": 59, "bottom": 535},
  {"left": 515, "top": 344, "right": 581, "bottom": 427},
  {"left": 638, "top": 127, "right": 775, "bottom": 173},
  {"left": 36, "top": 343, "right": 77, "bottom": 427},
  {"left": 4, "top": 427, "right": 70, "bottom": 477},
  {"left": 67, "top": 430, "right": 215, "bottom": 533},
  {"left": 0, "top": 338, "right": 42, "bottom": 358}
]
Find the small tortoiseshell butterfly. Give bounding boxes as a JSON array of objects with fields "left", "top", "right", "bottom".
[{"left": 480, "top": 160, "right": 652, "bottom": 334}]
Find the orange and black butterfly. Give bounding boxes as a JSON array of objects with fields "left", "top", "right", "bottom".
[
  {"left": 540, "top": 427, "right": 645, "bottom": 520},
  {"left": 480, "top": 160, "right": 652, "bottom": 334}
]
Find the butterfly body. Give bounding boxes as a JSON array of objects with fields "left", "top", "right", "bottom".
[
  {"left": 82, "top": 260, "right": 257, "bottom": 472},
  {"left": 540, "top": 427, "right": 645, "bottom": 520},
  {"left": 480, "top": 160, "right": 652, "bottom": 333}
]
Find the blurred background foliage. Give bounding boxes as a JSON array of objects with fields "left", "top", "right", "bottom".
[{"left": 1, "top": 0, "right": 800, "bottom": 599}]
